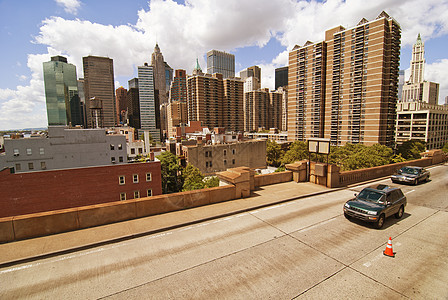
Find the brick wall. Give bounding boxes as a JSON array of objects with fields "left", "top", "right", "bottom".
[{"left": 0, "top": 162, "right": 162, "bottom": 218}]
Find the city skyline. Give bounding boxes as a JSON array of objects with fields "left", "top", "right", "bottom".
[{"left": 1, "top": 0, "right": 448, "bottom": 130}]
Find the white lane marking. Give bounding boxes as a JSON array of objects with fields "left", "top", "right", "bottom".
[
  {"left": 299, "top": 218, "right": 336, "bottom": 233},
  {"left": 405, "top": 190, "right": 415, "bottom": 195},
  {"left": 363, "top": 241, "right": 401, "bottom": 267}
]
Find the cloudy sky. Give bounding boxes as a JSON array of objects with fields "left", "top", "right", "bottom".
[{"left": 1, "top": 0, "right": 448, "bottom": 130}]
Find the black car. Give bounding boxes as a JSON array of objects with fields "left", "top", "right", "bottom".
[
  {"left": 343, "top": 184, "right": 407, "bottom": 229},
  {"left": 391, "top": 166, "right": 430, "bottom": 185}
]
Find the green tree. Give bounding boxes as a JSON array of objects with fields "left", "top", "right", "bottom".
[
  {"left": 396, "top": 140, "right": 426, "bottom": 160},
  {"left": 204, "top": 176, "right": 220, "bottom": 188},
  {"left": 266, "top": 140, "right": 284, "bottom": 167},
  {"left": 182, "top": 164, "right": 205, "bottom": 191},
  {"left": 281, "top": 141, "right": 309, "bottom": 165},
  {"left": 442, "top": 142, "right": 448, "bottom": 154},
  {"left": 157, "top": 151, "right": 183, "bottom": 194}
]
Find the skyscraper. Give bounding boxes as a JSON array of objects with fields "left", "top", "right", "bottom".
[
  {"left": 187, "top": 65, "right": 224, "bottom": 129},
  {"left": 401, "top": 34, "right": 439, "bottom": 105},
  {"left": 115, "top": 86, "right": 127, "bottom": 124},
  {"left": 275, "top": 66, "right": 288, "bottom": 90},
  {"left": 138, "top": 63, "right": 160, "bottom": 142},
  {"left": 207, "top": 50, "right": 235, "bottom": 78},
  {"left": 167, "top": 69, "right": 188, "bottom": 137},
  {"left": 244, "top": 89, "right": 282, "bottom": 132},
  {"left": 288, "top": 11, "right": 401, "bottom": 147},
  {"left": 43, "top": 56, "right": 82, "bottom": 126},
  {"left": 127, "top": 78, "right": 140, "bottom": 131},
  {"left": 240, "top": 66, "right": 261, "bottom": 82},
  {"left": 223, "top": 78, "right": 244, "bottom": 132},
  {"left": 83, "top": 56, "right": 116, "bottom": 128}
]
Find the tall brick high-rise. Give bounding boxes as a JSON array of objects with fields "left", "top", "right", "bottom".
[
  {"left": 115, "top": 86, "right": 127, "bottom": 124},
  {"left": 187, "top": 61, "right": 224, "bottom": 129},
  {"left": 167, "top": 69, "right": 188, "bottom": 137},
  {"left": 288, "top": 11, "right": 401, "bottom": 146},
  {"left": 83, "top": 56, "right": 116, "bottom": 128},
  {"left": 223, "top": 78, "right": 244, "bottom": 132}
]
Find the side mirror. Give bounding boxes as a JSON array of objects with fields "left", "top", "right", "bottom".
[{"left": 354, "top": 193, "right": 357, "bottom": 197}]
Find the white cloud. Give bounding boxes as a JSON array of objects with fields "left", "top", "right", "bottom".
[
  {"left": 55, "top": 0, "right": 82, "bottom": 15},
  {"left": 426, "top": 59, "right": 448, "bottom": 104},
  {"left": 2, "top": 0, "right": 448, "bottom": 129}
]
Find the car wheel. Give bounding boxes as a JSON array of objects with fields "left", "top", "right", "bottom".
[
  {"left": 344, "top": 212, "right": 351, "bottom": 220},
  {"left": 395, "top": 205, "right": 404, "bottom": 219},
  {"left": 375, "top": 214, "right": 385, "bottom": 229}
]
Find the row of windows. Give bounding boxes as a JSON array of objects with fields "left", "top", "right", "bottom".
[
  {"left": 110, "top": 144, "right": 123, "bottom": 150},
  {"left": 120, "top": 189, "right": 152, "bottom": 201},
  {"left": 118, "top": 173, "right": 152, "bottom": 185},
  {"left": 111, "top": 156, "right": 124, "bottom": 163},
  {"left": 205, "top": 149, "right": 237, "bottom": 157},
  {"left": 205, "top": 159, "right": 236, "bottom": 168},
  {"left": 15, "top": 161, "right": 46, "bottom": 171},
  {"left": 13, "top": 148, "right": 45, "bottom": 156}
]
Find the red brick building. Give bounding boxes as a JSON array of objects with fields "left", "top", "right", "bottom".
[{"left": 0, "top": 161, "right": 162, "bottom": 218}]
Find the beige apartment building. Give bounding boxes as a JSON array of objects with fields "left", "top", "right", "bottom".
[
  {"left": 181, "top": 139, "right": 266, "bottom": 176},
  {"left": 244, "top": 88, "right": 283, "bottom": 132},
  {"left": 223, "top": 78, "right": 244, "bottom": 132},
  {"left": 396, "top": 101, "right": 448, "bottom": 150},
  {"left": 288, "top": 11, "right": 401, "bottom": 146},
  {"left": 187, "top": 61, "right": 244, "bottom": 132}
]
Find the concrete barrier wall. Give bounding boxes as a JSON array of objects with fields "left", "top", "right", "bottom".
[
  {"left": 336, "top": 157, "right": 433, "bottom": 187},
  {"left": 254, "top": 171, "right": 293, "bottom": 187},
  {"left": 0, "top": 184, "right": 237, "bottom": 243}
]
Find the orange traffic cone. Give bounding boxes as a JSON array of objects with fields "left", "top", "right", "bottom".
[{"left": 383, "top": 237, "right": 395, "bottom": 257}]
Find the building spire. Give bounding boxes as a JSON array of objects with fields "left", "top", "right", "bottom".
[
  {"left": 416, "top": 33, "right": 423, "bottom": 45},
  {"left": 193, "top": 58, "right": 203, "bottom": 75}
]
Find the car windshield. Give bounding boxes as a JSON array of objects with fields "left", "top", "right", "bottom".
[
  {"left": 357, "top": 189, "right": 385, "bottom": 203},
  {"left": 400, "top": 167, "right": 419, "bottom": 175}
]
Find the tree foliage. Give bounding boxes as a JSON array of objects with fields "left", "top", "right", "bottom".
[
  {"left": 396, "top": 140, "right": 426, "bottom": 160},
  {"left": 281, "top": 141, "right": 308, "bottom": 165},
  {"left": 156, "top": 151, "right": 183, "bottom": 194},
  {"left": 266, "top": 140, "right": 284, "bottom": 167},
  {"left": 327, "top": 143, "right": 395, "bottom": 171},
  {"left": 182, "top": 164, "right": 219, "bottom": 191},
  {"left": 441, "top": 142, "right": 448, "bottom": 154}
]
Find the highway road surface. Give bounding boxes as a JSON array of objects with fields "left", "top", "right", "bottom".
[{"left": 0, "top": 164, "right": 447, "bottom": 299}]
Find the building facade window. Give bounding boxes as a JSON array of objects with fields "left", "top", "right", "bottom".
[
  {"left": 224, "top": 160, "right": 227, "bottom": 165},
  {"left": 118, "top": 144, "right": 123, "bottom": 150},
  {"left": 120, "top": 193, "right": 126, "bottom": 201},
  {"left": 146, "top": 172, "right": 152, "bottom": 181},
  {"left": 28, "top": 162, "right": 34, "bottom": 170},
  {"left": 134, "top": 190, "right": 140, "bottom": 199},
  {"left": 41, "top": 162, "right": 46, "bottom": 169},
  {"left": 232, "top": 159, "right": 235, "bottom": 165},
  {"left": 39, "top": 148, "right": 45, "bottom": 155},
  {"left": 111, "top": 157, "right": 116, "bottom": 163},
  {"left": 131, "top": 148, "right": 136, "bottom": 155},
  {"left": 223, "top": 150, "right": 227, "bottom": 156},
  {"left": 15, "top": 163, "right": 21, "bottom": 171},
  {"left": 13, "top": 149, "right": 19, "bottom": 156},
  {"left": 138, "top": 148, "right": 143, "bottom": 154},
  {"left": 119, "top": 175, "right": 125, "bottom": 185},
  {"left": 26, "top": 148, "right": 32, "bottom": 155},
  {"left": 147, "top": 189, "right": 152, "bottom": 197},
  {"left": 133, "top": 174, "right": 139, "bottom": 183},
  {"left": 119, "top": 156, "right": 123, "bottom": 162},
  {"left": 110, "top": 144, "right": 115, "bottom": 150}
]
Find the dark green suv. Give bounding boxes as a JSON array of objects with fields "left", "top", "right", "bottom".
[{"left": 343, "top": 184, "right": 407, "bottom": 229}]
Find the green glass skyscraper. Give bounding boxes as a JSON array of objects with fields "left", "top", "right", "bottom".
[{"left": 43, "top": 56, "right": 82, "bottom": 126}]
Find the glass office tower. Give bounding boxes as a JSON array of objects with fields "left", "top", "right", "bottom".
[{"left": 43, "top": 56, "right": 82, "bottom": 126}]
